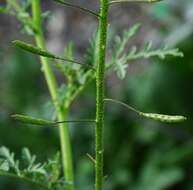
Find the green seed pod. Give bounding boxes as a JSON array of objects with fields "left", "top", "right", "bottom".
[
  {"left": 12, "top": 40, "right": 57, "bottom": 59},
  {"left": 148, "top": 0, "right": 162, "bottom": 2},
  {"left": 104, "top": 98, "right": 187, "bottom": 123},
  {"left": 11, "top": 114, "right": 56, "bottom": 126},
  {"left": 139, "top": 112, "right": 187, "bottom": 123},
  {"left": 12, "top": 40, "right": 93, "bottom": 69},
  {"left": 11, "top": 114, "right": 96, "bottom": 126}
]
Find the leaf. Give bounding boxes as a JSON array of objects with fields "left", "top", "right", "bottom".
[
  {"left": 0, "top": 160, "right": 9, "bottom": 171},
  {"left": 117, "top": 24, "right": 141, "bottom": 56},
  {"left": 127, "top": 45, "right": 184, "bottom": 61},
  {"left": 22, "top": 147, "right": 36, "bottom": 168},
  {"left": 0, "top": 147, "right": 65, "bottom": 190},
  {"left": 109, "top": 24, "right": 184, "bottom": 79},
  {"left": 113, "top": 56, "right": 128, "bottom": 79}
]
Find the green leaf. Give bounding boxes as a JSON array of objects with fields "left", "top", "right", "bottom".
[
  {"left": 114, "top": 56, "right": 128, "bottom": 79},
  {"left": 109, "top": 24, "right": 184, "bottom": 79},
  {"left": 116, "top": 24, "right": 141, "bottom": 56},
  {"left": 127, "top": 44, "right": 184, "bottom": 60},
  {"left": 0, "top": 160, "right": 9, "bottom": 171},
  {"left": 22, "top": 147, "right": 36, "bottom": 168},
  {"left": 54, "top": 0, "right": 99, "bottom": 18},
  {"left": 0, "top": 147, "right": 67, "bottom": 190}
]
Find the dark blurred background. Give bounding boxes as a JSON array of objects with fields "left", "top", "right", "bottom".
[{"left": 0, "top": 0, "right": 193, "bottom": 189}]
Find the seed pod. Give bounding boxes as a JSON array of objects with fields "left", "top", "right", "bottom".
[
  {"left": 11, "top": 114, "right": 96, "bottom": 126},
  {"left": 104, "top": 98, "right": 187, "bottom": 123},
  {"left": 12, "top": 40, "right": 57, "bottom": 59},
  {"left": 11, "top": 114, "right": 56, "bottom": 126},
  {"left": 148, "top": 0, "right": 163, "bottom": 2},
  {"left": 139, "top": 112, "right": 187, "bottom": 123}
]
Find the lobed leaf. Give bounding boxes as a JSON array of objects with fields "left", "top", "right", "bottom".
[{"left": 0, "top": 147, "right": 65, "bottom": 190}]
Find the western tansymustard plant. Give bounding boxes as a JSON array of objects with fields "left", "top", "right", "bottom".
[{"left": 0, "top": 0, "right": 187, "bottom": 190}]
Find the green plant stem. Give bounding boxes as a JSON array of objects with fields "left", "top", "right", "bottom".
[
  {"left": 32, "top": 1, "right": 74, "bottom": 190},
  {"left": 95, "top": 0, "right": 109, "bottom": 189}
]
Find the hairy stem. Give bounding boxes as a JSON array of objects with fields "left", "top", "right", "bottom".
[
  {"left": 95, "top": 0, "right": 109, "bottom": 189},
  {"left": 32, "top": 1, "right": 74, "bottom": 190}
]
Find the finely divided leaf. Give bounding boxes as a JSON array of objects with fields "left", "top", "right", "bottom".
[{"left": 0, "top": 147, "right": 65, "bottom": 190}]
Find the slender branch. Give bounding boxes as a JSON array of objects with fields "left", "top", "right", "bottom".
[
  {"left": 32, "top": 1, "right": 74, "bottom": 190},
  {"left": 54, "top": 0, "right": 100, "bottom": 18},
  {"left": 86, "top": 153, "right": 96, "bottom": 164},
  {"left": 95, "top": 0, "right": 109, "bottom": 189},
  {"left": 56, "top": 57, "right": 95, "bottom": 70},
  {"left": 56, "top": 120, "right": 96, "bottom": 124},
  {"left": 104, "top": 98, "right": 140, "bottom": 113},
  {"left": 109, "top": 0, "right": 163, "bottom": 5}
]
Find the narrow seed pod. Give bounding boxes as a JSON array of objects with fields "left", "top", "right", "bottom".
[
  {"left": 12, "top": 40, "right": 56, "bottom": 59},
  {"left": 11, "top": 114, "right": 56, "bottom": 126},
  {"left": 104, "top": 98, "right": 187, "bottom": 123},
  {"left": 139, "top": 112, "right": 187, "bottom": 123},
  {"left": 12, "top": 40, "right": 94, "bottom": 69},
  {"left": 148, "top": 0, "right": 162, "bottom": 2},
  {"left": 11, "top": 114, "right": 96, "bottom": 126}
]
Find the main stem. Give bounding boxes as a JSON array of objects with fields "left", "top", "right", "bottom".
[
  {"left": 32, "top": 1, "right": 74, "bottom": 189},
  {"left": 95, "top": 0, "right": 109, "bottom": 190}
]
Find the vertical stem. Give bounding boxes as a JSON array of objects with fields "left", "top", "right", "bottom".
[
  {"left": 32, "top": 1, "right": 74, "bottom": 190},
  {"left": 95, "top": 0, "right": 109, "bottom": 190}
]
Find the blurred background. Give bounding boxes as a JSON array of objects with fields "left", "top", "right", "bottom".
[{"left": 0, "top": 0, "right": 193, "bottom": 189}]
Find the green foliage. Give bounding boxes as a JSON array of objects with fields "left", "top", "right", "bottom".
[
  {"left": 0, "top": 0, "right": 188, "bottom": 190},
  {"left": 55, "top": 39, "right": 96, "bottom": 107},
  {"left": 109, "top": 24, "right": 183, "bottom": 79},
  {"left": 0, "top": 147, "right": 67, "bottom": 190},
  {"left": 2, "top": 0, "right": 49, "bottom": 35}
]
